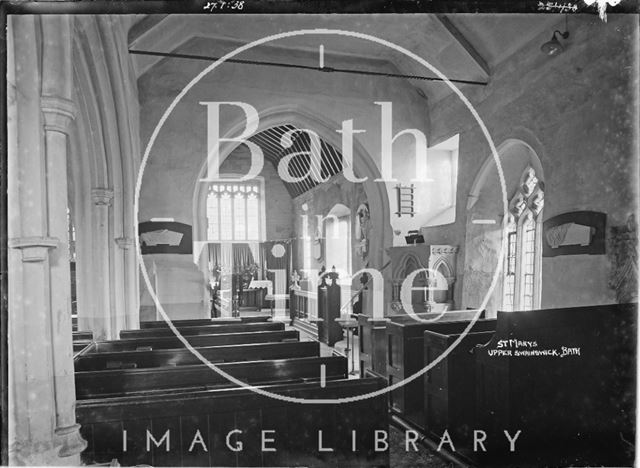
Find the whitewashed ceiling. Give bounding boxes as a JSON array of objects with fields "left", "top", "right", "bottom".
[{"left": 127, "top": 14, "right": 563, "bottom": 104}]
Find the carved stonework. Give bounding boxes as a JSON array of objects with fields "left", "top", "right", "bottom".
[
  {"left": 9, "top": 236, "right": 59, "bottom": 262},
  {"left": 608, "top": 214, "right": 638, "bottom": 303},
  {"left": 509, "top": 166, "right": 544, "bottom": 221},
  {"left": 55, "top": 423, "right": 87, "bottom": 458},
  {"left": 430, "top": 245, "right": 459, "bottom": 255},
  {"left": 41, "top": 95, "right": 75, "bottom": 134},
  {"left": 355, "top": 203, "right": 371, "bottom": 261},
  {"left": 386, "top": 243, "right": 458, "bottom": 312},
  {"left": 92, "top": 188, "right": 114, "bottom": 206},
  {"left": 115, "top": 237, "right": 134, "bottom": 250}
]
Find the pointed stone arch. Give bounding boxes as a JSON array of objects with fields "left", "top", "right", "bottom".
[
  {"left": 192, "top": 105, "right": 394, "bottom": 309},
  {"left": 193, "top": 105, "right": 392, "bottom": 265},
  {"left": 69, "top": 16, "right": 141, "bottom": 338}
]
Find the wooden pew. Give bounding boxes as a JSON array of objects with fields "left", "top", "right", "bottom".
[
  {"left": 85, "top": 330, "right": 300, "bottom": 354},
  {"left": 75, "top": 341, "right": 320, "bottom": 371},
  {"left": 76, "top": 356, "right": 347, "bottom": 399},
  {"left": 423, "top": 327, "right": 495, "bottom": 441},
  {"left": 140, "top": 315, "right": 272, "bottom": 328},
  {"left": 357, "top": 315, "right": 389, "bottom": 378},
  {"left": 77, "top": 376, "right": 389, "bottom": 467},
  {"left": 119, "top": 321, "right": 283, "bottom": 339},
  {"left": 359, "top": 309, "right": 485, "bottom": 380},
  {"left": 473, "top": 303, "right": 636, "bottom": 467},
  {"left": 74, "top": 342, "right": 96, "bottom": 359},
  {"left": 73, "top": 330, "right": 94, "bottom": 354},
  {"left": 73, "top": 341, "right": 93, "bottom": 353},
  {"left": 73, "top": 331, "right": 94, "bottom": 341},
  {"left": 385, "top": 311, "right": 491, "bottom": 429}
]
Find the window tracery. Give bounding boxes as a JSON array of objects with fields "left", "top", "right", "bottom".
[
  {"left": 502, "top": 166, "right": 544, "bottom": 311},
  {"left": 206, "top": 181, "right": 263, "bottom": 242}
]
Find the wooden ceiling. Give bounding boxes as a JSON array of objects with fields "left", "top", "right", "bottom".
[{"left": 248, "top": 125, "right": 344, "bottom": 198}]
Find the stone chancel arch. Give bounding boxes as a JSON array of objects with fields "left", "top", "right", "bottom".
[
  {"left": 189, "top": 111, "right": 394, "bottom": 316},
  {"left": 192, "top": 108, "right": 394, "bottom": 269}
]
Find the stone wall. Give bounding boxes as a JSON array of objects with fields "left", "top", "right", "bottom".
[
  {"left": 422, "top": 14, "right": 638, "bottom": 311},
  {"left": 138, "top": 35, "right": 429, "bottom": 233}
]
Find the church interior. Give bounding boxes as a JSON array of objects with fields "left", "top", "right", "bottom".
[{"left": 6, "top": 11, "right": 639, "bottom": 467}]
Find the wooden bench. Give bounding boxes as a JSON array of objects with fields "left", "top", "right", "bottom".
[
  {"left": 357, "top": 315, "right": 388, "bottom": 378},
  {"left": 359, "top": 309, "right": 485, "bottom": 380},
  {"left": 140, "top": 315, "right": 272, "bottom": 328},
  {"left": 473, "top": 303, "right": 636, "bottom": 466},
  {"left": 75, "top": 341, "right": 320, "bottom": 371},
  {"left": 73, "top": 330, "right": 94, "bottom": 340},
  {"left": 119, "top": 321, "right": 283, "bottom": 339},
  {"left": 76, "top": 356, "right": 347, "bottom": 399},
  {"left": 85, "top": 330, "right": 300, "bottom": 354},
  {"left": 73, "top": 330, "right": 94, "bottom": 353},
  {"left": 77, "top": 376, "right": 389, "bottom": 467},
  {"left": 385, "top": 311, "right": 490, "bottom": 429},
  {"left": 423, "top": 327, "right": 496, "bottom": 441}
]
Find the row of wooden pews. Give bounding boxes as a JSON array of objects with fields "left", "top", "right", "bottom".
[
  {"left": 358, "top": 309, "right": 489, "bottom": 428},
  {"left": 388, "top": 314, "right": 495, "bottom": 431},
  {"left": 74, "top": 317, "right": 390, "bottom": 466},
  {"left": 358, "top": 302, "right": 636, "bottom": 467},
  {"left": 470, "top": 302, "right": 636, "bottom": 467}
]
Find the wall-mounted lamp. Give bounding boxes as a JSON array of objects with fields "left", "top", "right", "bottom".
[{"left": 541, "top": 17, "right": 570, "bottom": 56}]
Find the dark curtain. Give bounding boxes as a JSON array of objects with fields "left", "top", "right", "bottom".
[
  {"left": 232, "top": 243, "right": 255, "bottom": 273},
  {"left": 261, "top": 240, "right": 295, "bottom": 294},
  {"left": 209, "top": 243, "right": 259, "bottom": 274},
  {"left": 208, "top": 243, "right": 221, "bottom": 272}
]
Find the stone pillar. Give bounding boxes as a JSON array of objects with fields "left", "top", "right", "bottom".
[
  {"left": 116, "top": 236, "right": 140, "bottom": 330},
  {"left": 84, "top": 188, "right": 116, "bottom": 339},
  {"left": 7, "top": 15, "right": 85, "bottom": 465},
  {"left": 42, "top": 95, "right": 86, "bottom": 456},
  {"left": 219, "top": 242, "right": 234, "bottom": 317}
]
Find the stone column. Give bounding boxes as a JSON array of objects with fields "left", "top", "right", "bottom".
[
  {"left": 218, "top": 243, "right": 233, "bottom": 317},
  {"left": 7, "top": 15, "right": 85, "bottom": 465},
  {"left": 88, "top": 188, "right": 115, "bottom": 339},
  {"left": 116, "top": 236, "right": 140, "bottom": 330},
  {"left": 42, "top": 95, "right": 86, "bottom": 457}
]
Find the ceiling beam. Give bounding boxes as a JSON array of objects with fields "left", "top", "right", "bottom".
[{"left": 435, "top": 14, "right": 491, "bottom": 79}]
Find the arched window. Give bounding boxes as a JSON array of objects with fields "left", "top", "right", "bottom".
[
  {"left": 206, "top": 180, "right": 264, "bottom": 242},
  {"left": 502, "top": 167, "right": 544, "bottom": 311}
]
